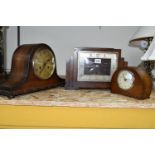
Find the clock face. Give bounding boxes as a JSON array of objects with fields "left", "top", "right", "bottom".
[
  {"left": 77, "top": 51, "right": 118, "bottom": 82},
  {"left": 117, "top": 70, "right": 135, "bottom": 90},
  {"left": 32, "top": 48, "right": 56, "bottom": 79}
]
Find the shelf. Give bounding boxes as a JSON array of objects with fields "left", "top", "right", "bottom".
[
  {"left": 0, "top": 87, "right": 155, "bottom": 128},
  {"left": 0, "top": 87, "right": 155, "bottom": 108}
]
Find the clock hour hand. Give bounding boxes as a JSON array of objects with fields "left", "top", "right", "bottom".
[{"left": 39, "top": 59, "right": 51, "bottom": 74}]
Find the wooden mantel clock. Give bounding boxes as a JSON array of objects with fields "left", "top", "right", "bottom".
[
  {"left": 0, "top": 43, "right": 64, "bottom": 98},
  {"left": 65, "top": 47, "right": 128, "bottom": 89},
  {"left": 111, "top": 67, "right": 152, "bottom": 99}
]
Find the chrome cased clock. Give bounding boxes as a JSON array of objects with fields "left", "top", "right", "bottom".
[{"left": 65, "top": 47, "right": 128, "bottom": 89}]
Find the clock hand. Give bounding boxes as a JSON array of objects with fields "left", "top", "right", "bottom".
[
  {"left": 124, "top": 77, "right": 127, "bottom": 81},
  {"left": 39, "top": 59, "right": 52, "bottom": 74},
  {"left": 39, "top": 62, "right": 47, "bottom": 74}
]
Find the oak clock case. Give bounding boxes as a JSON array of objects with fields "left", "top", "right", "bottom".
[
  {"left": 0, "top": 43, "right": 64, "bottom": 98},
  {"left": 65, "top": 47, "right": 128, "bottom": 89},
  {"left": 111, "top": 67, "right": 152, "bottom": 99}
]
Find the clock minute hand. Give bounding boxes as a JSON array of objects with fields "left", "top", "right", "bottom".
[
  {"left": 39, "top": 59, "right": 51, "bottom": 74},
  {"left": 40, "top": 62, "right": 47, "bottom": 74}
]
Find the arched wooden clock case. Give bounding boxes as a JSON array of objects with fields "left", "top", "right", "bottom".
[
  {"left": 0, "top": 43, "right": 64, "bottom": 98},
  {"left": 111, "top": 67, "right": 152, "bottom": 99}
]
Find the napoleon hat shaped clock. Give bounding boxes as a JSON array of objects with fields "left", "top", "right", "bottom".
[
  {"left": 0, "top": 43, "right": 64, "bottom": 98},
  {"left": 111, "top": 67, "right": 152, "bottom": 99}
]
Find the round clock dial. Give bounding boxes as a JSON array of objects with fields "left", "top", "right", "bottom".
[
  {"left": 32, "top": 48, "right": 56, "bottom": 79},
  {"left": 117, "top": 70, "right": 135, "bottom": 90},
  {"left": 111, "top": 67, "right": 152, "bottom": 99}
]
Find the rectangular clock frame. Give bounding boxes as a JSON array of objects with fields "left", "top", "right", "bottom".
[{"left": 65, "top": 47, "right": 128, "bottom": 89}]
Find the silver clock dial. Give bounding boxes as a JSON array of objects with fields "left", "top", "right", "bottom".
[
  {"left": 117, "top": 70, "right": 135, "bottom": 90},
  {"left": 77, "top": 51, "right": 118, "bottom": 82}
]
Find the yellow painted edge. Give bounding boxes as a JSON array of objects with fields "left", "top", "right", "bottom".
[{"left": 0, "top": 105, "right": 155, "bottom": 128}]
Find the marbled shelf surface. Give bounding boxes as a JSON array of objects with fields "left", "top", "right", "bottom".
[{"left": 0, "top": 87, "right": 155, "bottom": 108}]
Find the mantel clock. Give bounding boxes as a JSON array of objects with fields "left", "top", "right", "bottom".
[
  {"left": 111, "top": 67, "right": 152, "bottom": 99},
  {"left": 65, "top": 47, "right": 128, "bottom": 89},
  {"left": 0, "top": 43, "right": 64, "bottom": 98}
]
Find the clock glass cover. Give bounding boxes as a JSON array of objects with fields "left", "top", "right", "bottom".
[
  {"left": 77, "top": 51, "right": 118, "bottom": 82},
  {"left": 117, "top": 70, "right": 135, "bottom": 90},
  {"left": 32, "top": 48, "right": 56, "bottom": 79}
]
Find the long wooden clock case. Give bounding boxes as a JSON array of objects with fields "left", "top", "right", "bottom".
[{"left": 0, "top": 43, "right": 64, "bottom": 98}]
